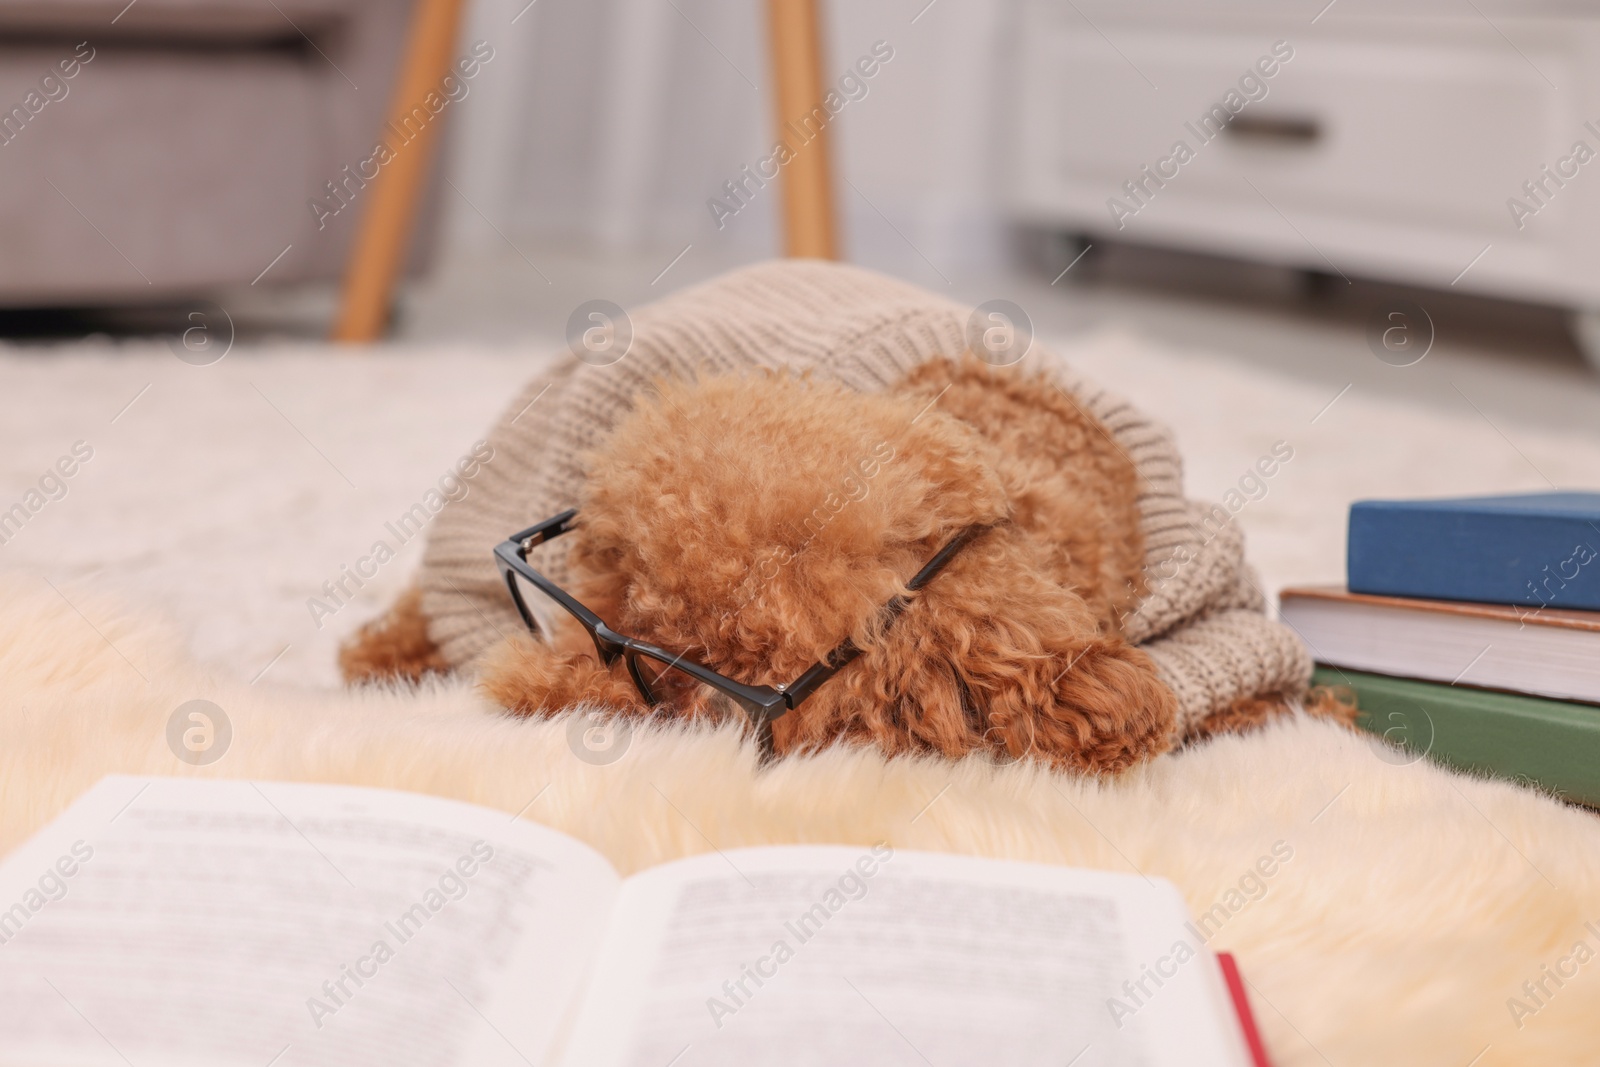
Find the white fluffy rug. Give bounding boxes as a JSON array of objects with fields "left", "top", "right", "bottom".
[
  {"left": 5, "top": 331, "right": 1600, "bottom": 1066},
  {"left": 2, "top": 576, "right": 1599, "bottom": 1067}
]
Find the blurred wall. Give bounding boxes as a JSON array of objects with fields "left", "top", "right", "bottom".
[{"left": 446, "top": 0, "right": 1012, "bottom": 284}]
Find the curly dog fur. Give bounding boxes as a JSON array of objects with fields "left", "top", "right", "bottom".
[
  {"left": 477, "top": 358, "right": 1181, "bottom": 774},
  {"left": 339, "top": 586, "right": 450, "bottom": 685}
]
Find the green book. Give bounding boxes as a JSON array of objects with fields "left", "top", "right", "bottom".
[{"left": 1313, "top": 667, "right": 1600, "bottom": 807}]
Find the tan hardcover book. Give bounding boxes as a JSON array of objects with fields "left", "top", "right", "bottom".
[{"left": 1279, "top": 585, "right": 1600, "bottom": 705}]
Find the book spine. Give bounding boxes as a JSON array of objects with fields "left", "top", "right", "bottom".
[
  {"left": 1313, "top": 667, "right": 1600, "bottom": 808},
  {"left": 1348, "top": 506, "right": 1600, "bottom": 611},
  {"left": 1216, "top": 953, "right": 1273, "bottom": 1067}
]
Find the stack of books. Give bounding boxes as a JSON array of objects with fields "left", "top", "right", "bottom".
[{"left": 1279, "top": 492, "right": 1600, "bottom": 806}]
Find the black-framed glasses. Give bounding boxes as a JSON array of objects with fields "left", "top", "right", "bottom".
[{"left": 493, "top": 508, "right": 988, "bottom": 756}]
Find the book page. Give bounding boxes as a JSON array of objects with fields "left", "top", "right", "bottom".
[
  {"left": 0, "top": 775, "right": 620, "bottom": 1067},
  {"left": 559, "top": 846, "right": 1244, "bottom": 1067}
]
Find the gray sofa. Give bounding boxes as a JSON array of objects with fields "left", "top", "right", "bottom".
[{"left": 0, "top": 0, "right": 437, "bottom": 306}]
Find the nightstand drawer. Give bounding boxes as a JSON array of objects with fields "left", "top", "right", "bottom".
[{"left": 1021, "top": 20, "right": 1569, "bottom": 235}]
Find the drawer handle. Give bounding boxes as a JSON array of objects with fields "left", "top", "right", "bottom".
[{"left": 1222, "top": 115, "right": 1321, "bottom": 146}]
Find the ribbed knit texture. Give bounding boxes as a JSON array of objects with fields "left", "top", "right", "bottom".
[{"left": 417, "top": 260, "right": 1310, "bottom": 738}]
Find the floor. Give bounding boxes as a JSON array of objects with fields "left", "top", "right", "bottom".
[{"left": 389, "top": 237, "right": 1600, "bottom": 434}]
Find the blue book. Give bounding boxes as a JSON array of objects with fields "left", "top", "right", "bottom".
[{"left": 1347, "top": 492, "right": 1600, "bottom": 611}]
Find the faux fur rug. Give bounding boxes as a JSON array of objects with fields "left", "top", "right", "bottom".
[{"left": 3, "top": 576, "right": 1598, "bottom": 1067}]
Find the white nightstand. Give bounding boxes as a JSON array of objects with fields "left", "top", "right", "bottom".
[{"left": 1005, "top": 0, "right": 1600, "bottom": 369}]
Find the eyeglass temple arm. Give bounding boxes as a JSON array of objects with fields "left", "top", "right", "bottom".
[
  {"left": 510, "top": 508, "right": 580, "bottom": 552},
  {"left": 908, "top": 523, "right": 988, "bottom": 591},
  {"left": 778, "top": 524, "right": 990, "bottom": 709},
  {"left": 782, "top": 644, "right": 861, "bottom": 707}
]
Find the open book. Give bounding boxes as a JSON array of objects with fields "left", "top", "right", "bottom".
[{"left": 0, "top": 776, "right": 1264, "bottom": 1067}]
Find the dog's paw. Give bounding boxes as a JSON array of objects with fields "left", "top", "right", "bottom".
[
  {"left": 478, "top": 635, "right": 643, "bottom": 717},
  {"left": 1027, "top": 639, "right": 1177, "bottom": 774},
  {"left": 338, "top": 585, "right": 451, "bottom": 685},
  {"left": 930, "top": 627, "right": 1175, "bottom": 775}
]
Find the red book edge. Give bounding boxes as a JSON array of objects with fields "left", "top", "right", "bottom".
[{"left": 1216, "top": 952, "right": 1273, "bottom": 1067}]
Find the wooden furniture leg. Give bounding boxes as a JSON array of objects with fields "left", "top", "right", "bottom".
[
  {"left": 766, "top": 0, "right": 838, "bottom": 260},
  {"left": 330, "top": 0, "right": 468, "bottom": 342}
]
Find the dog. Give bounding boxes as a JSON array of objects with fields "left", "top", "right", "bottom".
[{"left": 477, "top": 357, "right": 1181, "bottom": 774}]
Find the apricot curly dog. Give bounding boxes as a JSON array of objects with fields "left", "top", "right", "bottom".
[{"left": 478, "top": 357, "right": 1180, "bottom": 774}]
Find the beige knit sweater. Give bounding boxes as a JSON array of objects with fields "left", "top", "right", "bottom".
[{"left": 417, "top": 260, "right": 1310, "bottom": 738}]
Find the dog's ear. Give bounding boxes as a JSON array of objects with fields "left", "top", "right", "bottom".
[
  {"left": 778, "top": 528, "right": 1177, "bottom": 773},
  {"left": 891, "top": 356, "right": 1149, "bottom": 631}
]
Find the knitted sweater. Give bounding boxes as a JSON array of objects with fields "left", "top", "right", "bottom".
[{"left": 416, "top": 260, "right": 1310, "bottom": 738}]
